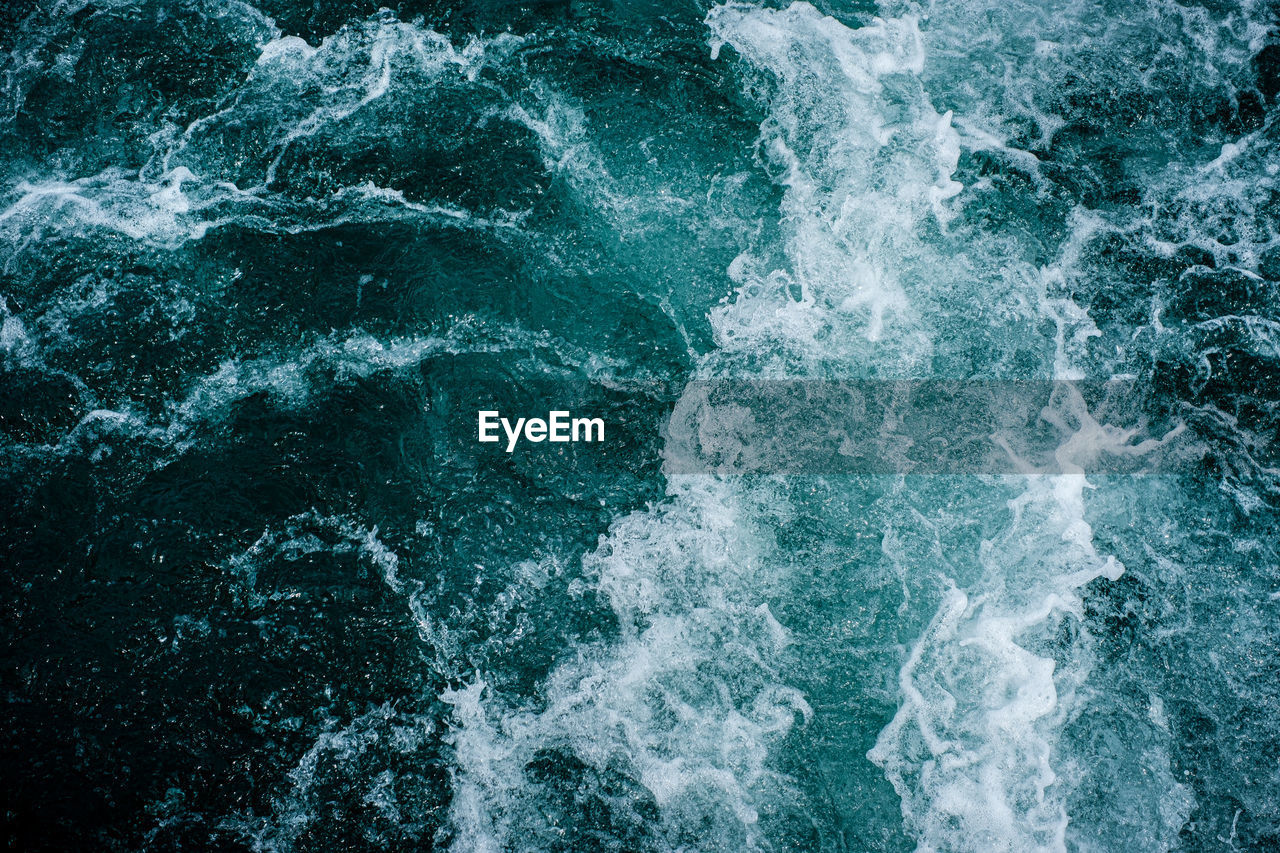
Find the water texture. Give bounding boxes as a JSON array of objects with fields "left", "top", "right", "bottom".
[{"left": 1, "top": 0, "right": 1278, "bottom": 850}]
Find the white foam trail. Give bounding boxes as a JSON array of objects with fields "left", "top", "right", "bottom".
[
  {"left": 0, "top": 20, "right": 530, "bottom": 254},
  {"left": 700, "top": 3, "right": 1200, "bottom": 850},
  {"left": 845, "top": 0, "right": 1270, "bottom": 844},
  {"left": 440, "top": 7, "right": 973, "bottom": 844},
  {"left": 868, "top": 392, "right": 1132, "bottom": 853},
  {"left": 0, "top": 165, "right": 520, "bottom": 253},
  {"left": 437, "top": 4, "right": 1127, "bottom": 850},
  {"left": 705, "top": 2, "right": 960, "bottom": 372},
  {"left": 164, "top": 18, "right": 523, "bottom": 190},
  {"left": 442, "top": 477, "right": 812, "bottom": 851},
  {"left": 867, "top": 380, "right": 1203, "bottom": 852},
  {"left": 437, "top": 1, "right": 1237, "bottom": 849},
  {"left": 165, "top": 319, "right": 643, "bottom": 433}
]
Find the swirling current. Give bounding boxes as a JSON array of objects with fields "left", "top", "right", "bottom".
[{"left": 2, "top": 0, "right": 1279, "bottom": 850}]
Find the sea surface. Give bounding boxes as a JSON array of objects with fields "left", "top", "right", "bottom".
[{"left": 2, "top": 0, "right": 1279, "bottom": 850}]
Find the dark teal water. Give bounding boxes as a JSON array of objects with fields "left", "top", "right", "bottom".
[{"left": 2, "top": 0, "right": 1279, "bottom": 850}]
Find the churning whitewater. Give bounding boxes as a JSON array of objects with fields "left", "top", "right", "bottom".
[{"left": 1, "top": 0, "right": 1278, "bottom": 851}]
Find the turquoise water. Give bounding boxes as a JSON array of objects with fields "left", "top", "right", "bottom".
[{"left": 2, "top": 0, "right": 1278, "bottom": 850}]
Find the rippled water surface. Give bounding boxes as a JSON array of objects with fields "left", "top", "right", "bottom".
[{"left": 2, "top": 0, "right": 1279, "bottom": 850}]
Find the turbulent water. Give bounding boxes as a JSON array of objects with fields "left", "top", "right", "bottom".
[{"left": 2, "top": 0, "right": 1279, "bottom": 850}]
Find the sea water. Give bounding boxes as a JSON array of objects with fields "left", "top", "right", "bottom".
[{"left": 1, "top": 0, "right": 1277, "bottom": 850}]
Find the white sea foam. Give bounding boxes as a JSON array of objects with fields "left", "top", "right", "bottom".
[
  {"left": 442, "top": 476, "right": 812, "bottom": 852},
  {"left": 844, "top": 0, "right": 1280, "bottom": 844},
  {"left": 698, "top": 3, "right": 1207, "bottom": 851},
  {"left": 163, "top": 18, "right": 524, "bottom": 190},
  {"left": 435, "top": 4, "right": 1179, "bottom": 850},
  {"left": 0, "top": 19, "right": 530, "bottom": 255},
  {"left": 864, "top": 384, "right": 1186, "bottom": 853},
  {"left": 705, "top": 3, "right": 962, "bottom": 372},
  {"left": 0, "top": 164, "right": 520, "bottom": 254},
  {"left": 439, "top": 8, "right": 968, "bottom": 843},
  {"left": 164, "top": 319, "right": 642, "bottom": 436}
]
